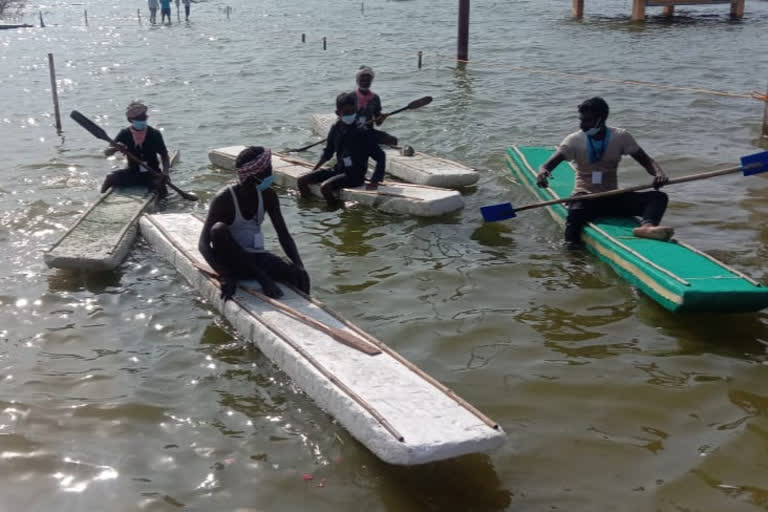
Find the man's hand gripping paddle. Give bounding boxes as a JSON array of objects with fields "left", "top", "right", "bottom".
[
  {"left": 70, "top": 110, "right": 198, "bottom": 201},
  {"left": 286, "top": 96, "right": 433, "bottom": 153},
  {"left": 481, "top": 151, "right": 768, "bottom": 222}
]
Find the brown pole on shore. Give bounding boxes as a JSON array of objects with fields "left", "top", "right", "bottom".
[
  {"left": 47, "top": 53, "right": 62, "bottom": 134},
  {"left": 631, "top": 0, "right": 646, "bottom": 21},
  {"left": 323, "top": 36, "right": 327, "bottom": 50},
  {"left": 731, "top": 0, "right": 745, "bottom": 18},
  {"left": 572, "top": 0, "right": 584, "bottom": 19},
  {"left": 457, "top": 0, "right": 470, "bottom": 62},
  {"left": 762, "top": 83, "right": 768, "bottom": 139},
  {"left": 417, "top": 51, "right": 423, "bottom": 69},
  {"left": 39, "top": 10, "right": 45, "bottom": 28}
]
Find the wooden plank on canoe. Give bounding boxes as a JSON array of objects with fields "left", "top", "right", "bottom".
[
  {"left": 208, "top": 146, "right": 464, "bottom": 217},
  {"left": 506, "top": 145, "right": 768, "bottom": 313},
  {"left": 309, "top": 114, "right": 479, "bottom": 189},
  {"left": 44, "top": 150, "right": 180, "bottom": 271},
  {"left": 139, "top": 213, "right": 505, "bottom": 465}
]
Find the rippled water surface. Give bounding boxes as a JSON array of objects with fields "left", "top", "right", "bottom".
[{"left": 2, "top": 0, "right": 768, "bottom": 510}]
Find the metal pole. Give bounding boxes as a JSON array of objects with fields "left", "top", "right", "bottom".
[
  {"left": 417, "top": 51, "right": 423, "bottom": 69},
  {"left": 573, "top": 0, "right": 584, "bottom": 19},
  {"left": 84, "top": 9, "right": 88, "bottom": 26},
  {"left": 39, "top": 10, "right": 45, "bottom": 28},
  {"left": 323, "top": 36, "right": 327, "bottom": 50},
  {"left": 301, "top": 33, "right": 305, "bottom": 43},
  {"left": 137, "top": 8, "right": 141, "bottom": 24},
  {"left": 47, "top": 53, "right": 62, "bottom": 134},
  {"left": 457, "top": 0, "right": 470, "bottom": 62}
]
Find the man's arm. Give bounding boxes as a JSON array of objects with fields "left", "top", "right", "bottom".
[
  {"left": 264, "top": 190, "right": 304, "bottom": 268},
  {"left": 536, "top": 150, "right": 566, "bottom": 188},
  {"left": 313, "top": 125, "right": 336, "bottom": 170},
  {"left": 198, "top": 194, "right": 239, "bottom": 299},
  {"left": 155, "top": 130, "right": 170, "bottom": 174},
  {"left": 105, "top": 129, "right": 129, "bottom": 157},
  {"left": 630, "top": 148, "right": 668, "bottom": 188}
]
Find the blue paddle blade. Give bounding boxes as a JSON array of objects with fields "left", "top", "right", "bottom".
[
  {"left": 481, "top": 202, "right": 517, "bottom": 222},
  {"left": 741, "top": 151, "right": 768, "bottom": 176}
]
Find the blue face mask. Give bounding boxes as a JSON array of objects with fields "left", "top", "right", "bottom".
[
  {"left": 256, "top": 175, "right": 274, "bottom": 191},
  {"left": 131, "top": 120, "right": 147, "bottom": 130},
  {"left": 584, "top": 119, "right": 603, "bottom": 137},
  {"left": 341, "top": 114, "right": 357, "bottom": 125}
]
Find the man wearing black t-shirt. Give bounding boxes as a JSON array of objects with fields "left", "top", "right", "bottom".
[
  {"left": 101, "top": 102, "right": 171, "bottom": 196},
  {"left": 297, "top": 92, "right": 385, "bottom": 205}
]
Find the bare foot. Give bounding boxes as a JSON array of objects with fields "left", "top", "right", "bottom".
[{"left": 633, "top": 225, "right": 674, "bottom": 241}]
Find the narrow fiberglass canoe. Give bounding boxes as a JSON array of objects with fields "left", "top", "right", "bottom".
[{"left": 507, "top": 145, "right": 768, "bottom": 312}]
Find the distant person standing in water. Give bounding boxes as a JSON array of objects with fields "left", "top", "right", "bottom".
[
  {"left": 148, "top": 0, "right": 159, "bottom": 24},
  {"left": 160, "top": 0, "right": 172, "bottom": 24},
  {"left": 182, "top": 0, "right": 191, "bottom": 20}
]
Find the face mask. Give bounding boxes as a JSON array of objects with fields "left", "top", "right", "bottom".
[
  {"left": 358, "top": 87, "right": 370, "bottom": 93},
  {"left": 341, "top": 114, "right": 357, "bottom": 125},
  {"left": 131, "top": 120, "right": 147, "bottom": 130},
  {"left": 584, "top": 119, "right": 602, "bottom": 136},
  {"left": 256, "top": 175, "right": 274, "bottom": 191}
]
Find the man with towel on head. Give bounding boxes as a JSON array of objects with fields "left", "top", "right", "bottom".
[
  {"left": 102, "top": 101, "right": 171, "bottom": 197},
  {"left": 199, "top": 146, "right": 310, "bottom": 300},
  {"left": 354, "top": 66, "right": 398, "bottom": 147}
]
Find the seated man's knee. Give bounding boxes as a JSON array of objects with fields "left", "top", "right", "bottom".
[
  {"left": 651, "top": 190, "right": 668, "bottom": 206},
  {"left": 209, "top": 222, "right": 231, "bottom": 244}
]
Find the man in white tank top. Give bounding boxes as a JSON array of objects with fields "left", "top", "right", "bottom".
[{"left": 199, "top": 146, "right": 310, "bottom": 300}]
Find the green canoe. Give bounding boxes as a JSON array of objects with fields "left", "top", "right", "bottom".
[{"left": 506, "top": 146, "right": 768, "bottom": 313}]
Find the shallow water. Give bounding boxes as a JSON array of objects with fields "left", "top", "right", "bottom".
[{"left": 1, "top": 0, "right": 768, "bottom": 510}]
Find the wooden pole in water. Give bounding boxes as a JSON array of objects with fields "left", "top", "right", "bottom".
[
  {"left": 39, "top": 10, "right": 45, "bottom": 28},
  {"left": 301, "top": 33, "right": 305, "bottom": 43},
  {"left": 361, "top": 2, "right": 364, "bottom": 14},
  {"left": 572, "top": 0, "right": 584, "bottom": 19},
  {"left": 731, "top": 0, "right": 745, "bottom": 18},
  {"left": 457, "top": 0, "right": 470, "bottom": 62},
  {"left": 417, "top": 51, "right": 423, "bottom": 69},
  {"left": 84, "top": 9, "right": 88, "bottom": 26},
  {"left": 137, "top": 8, "right": 141, "bottom": 24},
  {"left": 47, "top": 53, "right": 62, "bottom": 134},
  {"left": 631, "top": 0, "right": 646, "bottom": 21},
  {"left": 662, "top": 5, "right": 674, "bottom": 16},
  {"left": 323, "top": 36, "right": 327, "bottom": 50}
]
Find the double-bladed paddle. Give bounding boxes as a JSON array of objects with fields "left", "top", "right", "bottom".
[
  {"left": 481, "top": 150, "right": 768, "bottom": 222},
  {"left": 286, "top": 96, "right": 433, "bottom": 153},
  {"left": 70, "top": 110, "right": 198, "bottom": 202}
]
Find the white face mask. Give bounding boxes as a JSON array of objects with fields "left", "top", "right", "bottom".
[{"left": 341, "top": 114, "right": 357, "bottom": 125}]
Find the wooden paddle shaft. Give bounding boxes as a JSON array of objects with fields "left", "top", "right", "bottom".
[{"left": 518, "top": 164, "right": 744, "bottom": 213}]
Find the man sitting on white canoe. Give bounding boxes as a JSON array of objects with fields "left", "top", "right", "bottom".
[
  {"left": 198, "top": 146, "right": 310, "bottom": 300},
  {"left": 355, "top": 66, "right": 398, "bottom": 147},
  {"left": 102, "top": 101, "right": 171, "bottom": 197},
  {"left": 536, "top": 97, "right": 672, "bottom": 250},
  {"left": 298, "top": 92, "right": 386, "bottom": 204}
]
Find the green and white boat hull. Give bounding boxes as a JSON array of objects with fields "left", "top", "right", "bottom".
[{"left": 507, "top": 146, "right": 768, "bottom": 312}]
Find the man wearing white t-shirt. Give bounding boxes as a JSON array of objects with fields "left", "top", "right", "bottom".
[{"left": 536, "top": 97, "right": 672, "bottom": 250}]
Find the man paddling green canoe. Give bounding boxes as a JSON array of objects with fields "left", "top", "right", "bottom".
[{"left": 536, "top": 97, "right": 672, "bottom": 250}]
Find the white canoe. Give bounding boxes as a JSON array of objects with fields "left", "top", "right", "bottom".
[
  {"left": 139, "top": 213, "right": 505, "bottom": 465},
  {"left": 309, "top": 113, "right": 479, "bottom": 189},
  {"left": 44, "top": 151, "right": 180, "bottom": 271},
  {"left": 208, "top": 146, "right": 464, "bottom": 217}
]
